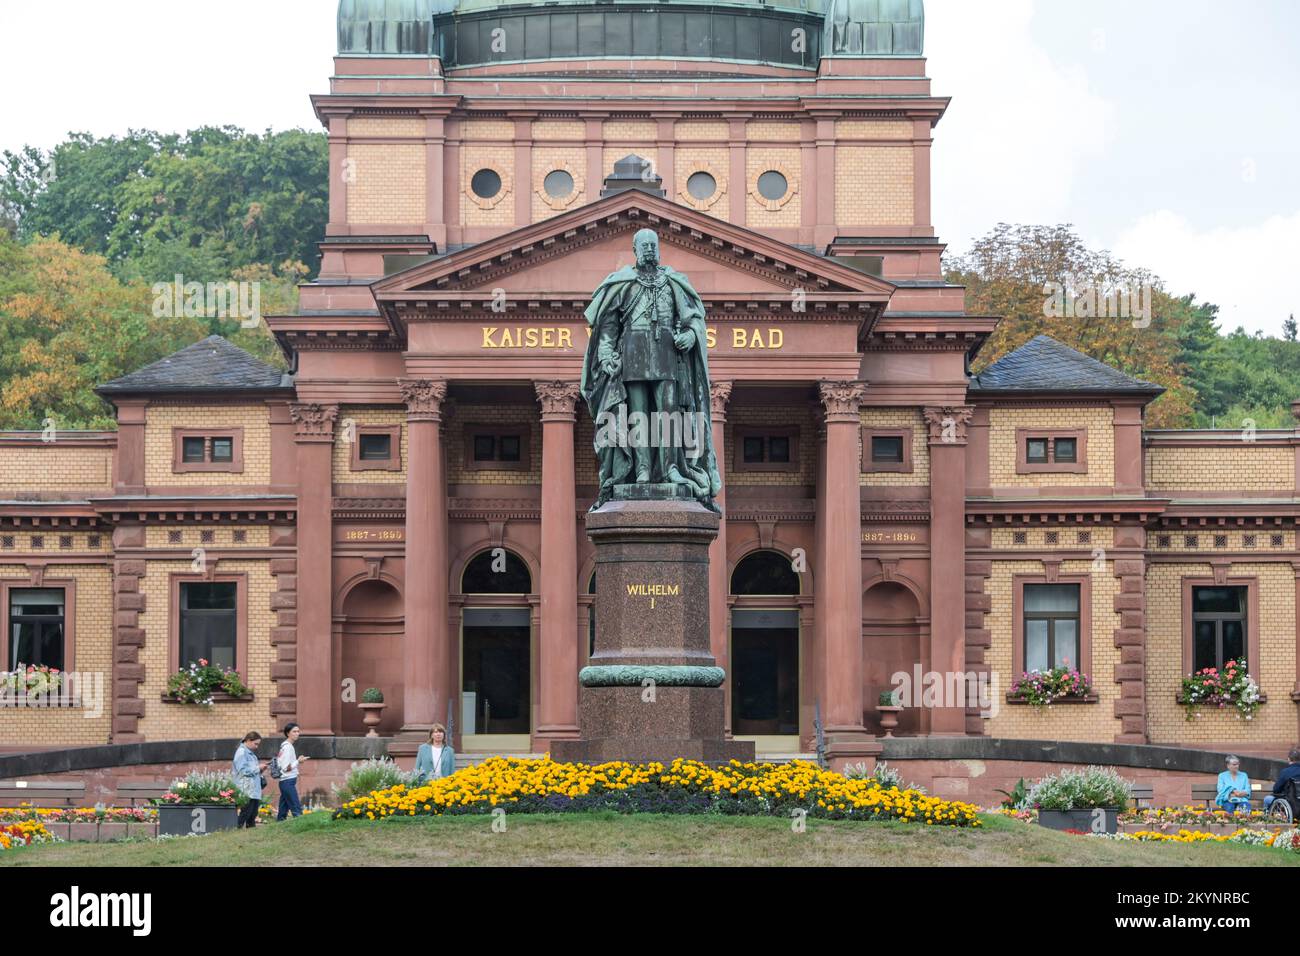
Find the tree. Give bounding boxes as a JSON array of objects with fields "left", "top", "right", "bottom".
[{"left": 1284, "top": 314, "right": 1297, "bottom": 342}]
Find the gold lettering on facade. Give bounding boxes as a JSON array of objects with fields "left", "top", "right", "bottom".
[
  {"left": 862, "top": 531, "right": 920, "bottom": 544},
  {"left": 480, "top": 326, "right": 783, "bottom": 350},
  {"left": 626, "top": 584, "right": 682, "bottom": 596}
]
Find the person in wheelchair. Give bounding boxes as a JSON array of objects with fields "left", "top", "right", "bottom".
[{"left": 1265, "top": 746, "right": 1300, "bottom": 821}]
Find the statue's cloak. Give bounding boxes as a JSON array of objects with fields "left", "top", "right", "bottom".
[{"left": 581, "top": 265, "right": 721, "bottom": 507}]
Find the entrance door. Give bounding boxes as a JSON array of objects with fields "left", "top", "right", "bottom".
[
  {"left": 731, "top": 608, "right": 799, "bottom": 735},
  {"left": 461, "top": 607, "right": 531, "bottom": 736}
]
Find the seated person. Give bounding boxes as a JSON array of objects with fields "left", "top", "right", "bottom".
[
  {"left": 1265, "top": 746, "right": 1300, "bottom": 812},
  {"left": 1216, "top": 755, "right": 1252, "bottom": 814}
]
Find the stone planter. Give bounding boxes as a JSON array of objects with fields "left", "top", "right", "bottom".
[
  {"left": 1037, "top": 808, "right": 1120, "bottom": 835},
  {"left": 158, "top": 803, "right": 239, "bottom": 837},
  {"left": 358, "top": 702, "right": 386, "bottom": 737},
  {"left": 876, "top": 704, "right": 903, "bottom": 738}
]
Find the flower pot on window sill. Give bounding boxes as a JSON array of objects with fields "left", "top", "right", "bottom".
[
  {"left": 160, "top": 692, "right": 255, "bottom": 705},
  {"left": 1175, "top": 693, "right": 1267, "bottom": 705},
  {"left": 1005, "top": 694, "right": 1099, "bottom": 706},
  {"left": 358, "top": 702, "right": 386, "bottom": 737},
  {"left": 876, "top": 704, "right": 903, "bottom": 738}
]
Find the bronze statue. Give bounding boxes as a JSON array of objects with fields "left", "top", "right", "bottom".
[{"left": 581, "top": 229, "right": 721, "bottom": 511}]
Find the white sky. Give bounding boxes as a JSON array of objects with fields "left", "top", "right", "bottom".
[{"left": 1, "top": 0, "right": 1296, "bottom": 335}]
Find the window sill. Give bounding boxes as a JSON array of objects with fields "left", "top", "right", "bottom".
[
  {"left": 1005, "top": 694, "right": 1099, "bottom": 706},
  {"left": 160, "top": 692, "right": 255, "bottom": 705}
]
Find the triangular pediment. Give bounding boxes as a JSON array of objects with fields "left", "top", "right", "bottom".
[{"left": 373, "top": 190, "right": 897, "bottom": 303}]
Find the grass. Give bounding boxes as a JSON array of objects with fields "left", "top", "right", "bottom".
[{"left": 2, "top": 812, "right": 1299, "bottom": 867}]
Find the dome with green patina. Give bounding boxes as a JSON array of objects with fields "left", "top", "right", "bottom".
[{"left": 337, "top": 0, "right": 923, "bottom": 63}]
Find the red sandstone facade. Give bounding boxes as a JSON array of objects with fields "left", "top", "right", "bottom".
[{"left": 3, "top": 4, "right": 1299, "bottom": 762}]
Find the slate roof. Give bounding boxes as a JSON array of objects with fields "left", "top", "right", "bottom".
[
  {"left": 970, "top": 335, "right": 1163, "bottom": 395},
  {"left": 97, "top": 336, "right": 293, "bottom": 396}
]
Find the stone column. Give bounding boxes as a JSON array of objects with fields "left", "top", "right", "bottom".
[
  {"left": 709, "top": 381, "right": 733, "bottom": 732},
  {"left": 534, "top": 381, "right": 582, "bottom": 750},
  {"left": 291, "top": 403, "right": 339, "bottom": 736},
  {"left": 817, "top": 382, "right": 873, "bottom": 760},
  {"left": 925, "top": 405, "right": 974, "bottom": 735},
  {"left": 397, "top": 380, "right": 450, "bottom": 745}
]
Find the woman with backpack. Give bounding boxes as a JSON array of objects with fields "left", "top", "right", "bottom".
[{"left": 274, "top": 722, "right": 310, "bottom": 820}]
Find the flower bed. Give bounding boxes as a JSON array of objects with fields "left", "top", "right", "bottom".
[
  {"left": 0, "top": 807, "right": 156, "bottom": 824},
  {"left": 0, "top": 821, "right": 58, "bottom": 850},
  {"left": 1120, "top": 805, "right": 1269, "bottom": 828},
  {"left": 1101, "top": 827, "right": 1300, "bottom": 852},
  {"left": 333, "top": 757, "right": 983, "bottom": 827},
  {"left": 1179, "top": 660, "right": 1261, "bottom": 721}
]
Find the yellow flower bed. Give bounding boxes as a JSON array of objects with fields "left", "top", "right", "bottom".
[
  {"left": 334, "top": 757, "right": 982, "bottom": 828},
  {"left": 0, "top": 820, "right": 57, "bottom": 850}
]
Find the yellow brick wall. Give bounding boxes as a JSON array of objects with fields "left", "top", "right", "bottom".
[
  {"left": 604, "top": 119, "right": 657, "bottom": 141},
  {"left": 533, "top": 145, "right": 588, "bottom": 221},
  {"left": 834, "top": 146, "right": 914, "bottom": 226},
  {"left": 746, "top": 146, "right": 801, "bottom": 229},
  {"left": 677, "top": 120, "right": 728, "bottom": 141},
  {"left": 983, "top": 557, "right": 1121, "bottom": 742},
  {"left": 724, "top": 405, "right": 815, "bottom": 487},
  {"left": 533, "top": 119, "right": 585, "bottom": 140},
  {"left": 1146, "top": 446, "right": 1294, "bottom": 492},
  {"left": 461, "top": 118, "right": 515, "bottom": 140},
  {"left": 675, "top": 146, "right": 730, "bottom": 218},
  {"left": 836, "top": 120, "right": 914, "bottom": 139},
  {"left": 143, "top": 526, "right": 272, "bottom": 550},
  {"left": 860, "top": 408, "right": 929, "bottom": 486},
  {"left": 346, "top": 143, "right": 426, "bottom": 224},
  {"left": 0, "top": 531, "right": 112, "bottom": 555},
  {"left": 461, "top": 143, "right": 515, "bottom": 227},
  {"left": 447, "top": 405, "right": 541, "bottom": 485},
  {"left": 0, "top": 446, "right": 112, "bottom": 492},
  {"left": 990, "top": 526, "right": 1116, "bottom": 552},
  {"left": 989, "top": 406, "right": 1115, "bottom": 488},
  {"left": 1145, "top": 562, "right": 1297, "bottom": 748},
  {"left": 747, "top": 120, "right": 802, "bottom": 141},
  {"left": 136, "top": 559, "right": 276, "bottom": 741},
  {"left": 144, "top": 405, "right": 271, "bottom": 487},
  {"left": 333, "top": 408, "right": 408, "bottom": 485},
  {"left": 348, "top": 116, "right": 424, "bottom": 137},
  {"left": 575, "top": 417, "right": 599, "bottom": 486},
  {"left": 0, "top": 563, "right": 113, "bottom": 748}
]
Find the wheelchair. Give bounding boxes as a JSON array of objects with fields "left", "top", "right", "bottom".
[{"left": 1266, "top": 778, "right": 1300, "bottom": 823}]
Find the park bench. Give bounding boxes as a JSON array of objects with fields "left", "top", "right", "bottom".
[
  {"left": 0, "top": 780, "right": 85, "bottom": 808},
  {"left": 1190, "top": 780, "right": 1272, "bottom": 807},
  {"left": 1129, "top": 785, "right": 1154, "bottom": 809},
  {"left": 115, "top": 782, "right": 172, "bottom": 808}
]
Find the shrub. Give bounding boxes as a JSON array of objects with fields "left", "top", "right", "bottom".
[
  {"left": 1028, "top": 766, "right": 1133, "bottom": 811},
  {"left": 332, "top": 757, "right": 416, "bottom": 804},
  {"left": 843, "top": 760, "right": 926, "bottom": 794},
  {"left": 361, "top": 687, "right": 385, "bottom": 704}
]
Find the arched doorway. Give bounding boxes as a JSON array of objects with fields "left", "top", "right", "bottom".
[
  {"left": 460, "top": 550, "right": 532, "bottom": 745},
  {"left": 338, "top": 579, "right": 404, "bottom": 736},
  {"left": 862, "top": 581, "right": 924, "bottom": 736},
  {"left": 730, "top": 550, "right": 801, "bottom": 738}
]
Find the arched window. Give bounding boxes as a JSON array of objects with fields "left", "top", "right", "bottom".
[
  {"left": 730, "top": 550, "right": 800, "bottom": 596},
  {"left": 461, "top": 550, "right": 531, "bottom": 594}
]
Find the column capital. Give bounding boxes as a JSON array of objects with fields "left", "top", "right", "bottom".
[
  {"left": 534, "top": 381, "right": 581, "bottom": 421},
  {"left": 399, "top": 379, "right": 449, "bottom": 423},
  {"left": 710, "top": 381, "right": 734, "bottom": 420},
  {"left": 923, "top": 405, "right": 975, "bottom": 446},
  {"left": 290, "top": 403, "right": 338, "bottom": 442},
  {"left": 818, "top": 380, "right": 868, "bottom": 423}
]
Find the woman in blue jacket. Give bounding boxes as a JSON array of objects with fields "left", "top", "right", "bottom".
[
  {"left": 232, "top": 731, "right": 267, "bottom": 828},
  {"left": 413, "top": 724, "right": 455, "bottom": 785}
]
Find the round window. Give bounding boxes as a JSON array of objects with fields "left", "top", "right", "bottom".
[
  {"left": 687, "top": 171, "right": 717, "bottom": 201},
  {"left": 757, "top": 170, "right": 788, "bottom": 201},
  {"left": 543, "top": 169, "right": 575, "bottom": 199},
  {"left": 471, "top": 168, "right": 502, "bottom": 200}
]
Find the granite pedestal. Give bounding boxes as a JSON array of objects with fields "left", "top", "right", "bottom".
[{"left": 552, "top": 486, "right": 755, "bottom": 764}]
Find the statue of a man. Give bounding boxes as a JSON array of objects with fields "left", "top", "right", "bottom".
[{"left": 581, "top": 229, "right": 722, "bottom": 511}]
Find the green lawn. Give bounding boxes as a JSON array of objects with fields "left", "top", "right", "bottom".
[{"left": 3, "top": 813, "right": 1298, "bottom": 867}]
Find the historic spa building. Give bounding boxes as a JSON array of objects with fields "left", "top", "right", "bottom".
[{"left": 3, "top": 0, "right": 1299, "bottom": 763}]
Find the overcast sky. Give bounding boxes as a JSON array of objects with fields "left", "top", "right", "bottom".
[{"left": 1, "top": 0, "right": 1296, "bottom": 334}]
